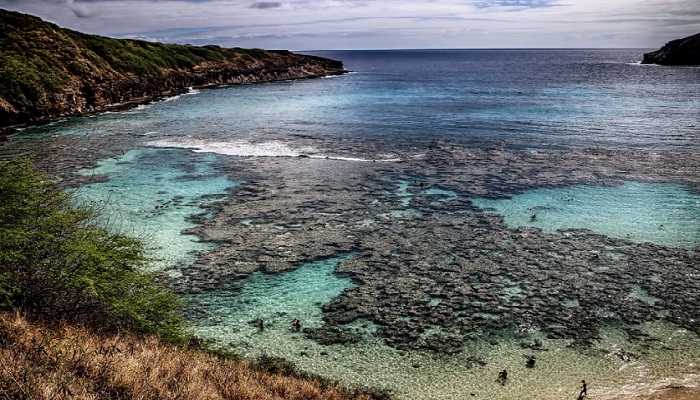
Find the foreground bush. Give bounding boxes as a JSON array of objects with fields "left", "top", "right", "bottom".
[
  {"left": 0, "top": 158, "right": 185, "bottom": 341},
  {"left": 0, "top": 312, "right": 382, "bottom": 400}
]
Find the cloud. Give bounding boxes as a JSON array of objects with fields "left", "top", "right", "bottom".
[
  {"left": 67, "top": 0, "right": 91, "bottom": 17},
  {"left": 474, "top": 0, "right": 559, "bottom": 9},
  {"left": 1, "top": 0, "right": 699, "bottom": 49},
  {"left": 0, "top": 0, "right": 92, "bottom": 17},
  {"left": 250, "top": 1, "right": 283, "bottom": 9}
]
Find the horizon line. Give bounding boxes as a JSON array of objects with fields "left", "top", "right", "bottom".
[{"left": 293, "top": 47, "right": 655, "bottom": 52}]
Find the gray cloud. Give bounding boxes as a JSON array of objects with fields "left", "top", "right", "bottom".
[
  {"left": 250, "top": 1, "right": 282, "bottom": 9},
  {"left": 67, "top": 0, "right": 91, "bottom": 17},
  {"left": 1, "top": 0, "right": 698, "bottom": 50},
  {"left": 474, "top": 0, "right": 559, "bottom": 9},
  {"left": 0, "top": 0, "right": 92, "bottom": 17}
]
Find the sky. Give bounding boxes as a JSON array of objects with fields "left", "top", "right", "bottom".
[{"left": 1, "top": 0, "right": 699, "bottom": 50}]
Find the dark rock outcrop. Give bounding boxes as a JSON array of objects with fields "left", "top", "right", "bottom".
[
  {"left": 0, "top": 10, "right": 345, "bottom": 131},
  {"left": 642, "top": 32, "right": 700, "bottom": 65}
]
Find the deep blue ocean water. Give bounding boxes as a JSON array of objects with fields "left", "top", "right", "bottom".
[
  {"left": 24, "top": 49, "right": 699, "bottom": 152},
  {"left": 7, "top": 49, "right": 700, "bottom": 399},
  {"left": 305, "top": 49, "right": 700, "bottom": 150}
]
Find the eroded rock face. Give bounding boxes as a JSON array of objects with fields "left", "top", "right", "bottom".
[
  {"left": 0, "top": 10, "right": 345, "bottom": 130},
  {"left": 0, "top": 53, "right": 345, "bottom": 129},
  {"left": 642, "top": 32, "right": 700, "bottom": 65}
]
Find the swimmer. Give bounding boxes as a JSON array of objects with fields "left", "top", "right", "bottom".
[
  {"left": 525, "top": 355, "right": 536, "bottom": 368},
  {"left": 291, "top": 319, "right": 301, "bottom": 331},
  {"left": 497, "top": 369, "right": 508, "bottom": 385}
]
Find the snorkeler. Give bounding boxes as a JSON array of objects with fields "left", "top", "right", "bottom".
[
  {"left": 497, "top": 369, "right": 508, "bottom": 385},
  {"left": 291, "top": 319, "right": 302, "bottom": 331},
  {"left": 525, "top": 355, "right": 536, "bottom": 368}
]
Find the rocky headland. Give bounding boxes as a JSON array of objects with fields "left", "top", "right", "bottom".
[
  {"left": 0, "top": 9, "right": 345, "bottom": 131},
  {"left": 642, "top": 32, "right": 700, "bottom": 65}
]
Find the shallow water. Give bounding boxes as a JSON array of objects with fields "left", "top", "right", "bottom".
[
  {"left": 472, "top": 182, "right": 700, "bottom": 249},
  {"left": 188, "top": 256, "right": 355, "bottom": 342},
  {"left": 74, "top": 148, "right": 236, "bottom": 268},
  {"left": 187, "top": 255, "right": 700, "bottom": 400}
]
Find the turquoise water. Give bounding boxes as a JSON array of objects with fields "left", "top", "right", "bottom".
[
  {"left": 188, "top": 256, "right": 355, "bottom": 352},
  {"left": 75, "top": 148, "right": 236, "bottom": 268},
  {"left": 187, "top": 256, "right": 700, "bottom": 400},
  {"left": 472, "top": 182, "right": 700, "bottom": 249}
]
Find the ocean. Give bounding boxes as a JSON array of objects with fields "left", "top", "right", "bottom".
[{"left": 3, "top": 49, "right": 700, "bottom": 399}]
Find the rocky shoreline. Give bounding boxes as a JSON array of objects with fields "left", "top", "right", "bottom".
[
  {"left": 0, "top": 9, "right": 346, "bottom": 133},
  {"left": 642, "top": 32, "right": 700, "bottom": 66},
  {"left": 0, "top": 53, "right": 345, "bottom": 134}
]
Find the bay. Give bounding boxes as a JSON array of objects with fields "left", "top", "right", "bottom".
[{"left": 3, "top": 49, "right": 700, "bottom": 399}]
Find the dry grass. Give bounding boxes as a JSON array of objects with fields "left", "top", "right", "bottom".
[{"left": 0, "top": 312, "right": 384, "bottom": 400}]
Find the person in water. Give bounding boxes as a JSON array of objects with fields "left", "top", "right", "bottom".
[
  {"left": 579, "top": 380, "right": 587, "bottom": 397},
  {"left": 525, "top": 355, "right": 536, "bottom": 368},
  {"left": 497, "top": 369, "right": 508, "bottom": 385},
  {"left": 291, "top": 319, "right": 301, "bottom": 331}
]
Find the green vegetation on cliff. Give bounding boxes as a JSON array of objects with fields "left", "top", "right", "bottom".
[
  {"left": 0, "top": 9, "right": 261, "bottom": 102},
  {"left": 0, "top": 9, "right": 344, "bottom": 127},
  {"left": 0, "top": 158, "right": 186, "bottom": 342}
]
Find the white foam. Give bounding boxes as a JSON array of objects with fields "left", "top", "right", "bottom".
[
  {"left": 147, "top": 138, "right": 403, "bottom": 162},
  {"left": 147, "top": 138, "right": 316, "bottom": 157},
  {"left": 308, "top": 154, "right": 403, "bottom": 162},
  {"left": 161, "top": 94, "right": 181, "bottom": 103}
]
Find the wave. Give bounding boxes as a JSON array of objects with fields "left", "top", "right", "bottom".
[
  {"left": 161, "top": 95, "right": 181, "bottom": 103},
  {"left": 147, "top": 139, "right": 317, "bottom": 158},
  {"left": 307, "top": 155, "right": 402, "bottom": 162},
  {"left": 146, "top": 139, "right": 402, "bottom": 162}
]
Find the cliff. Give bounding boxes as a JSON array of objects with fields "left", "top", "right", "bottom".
[
  {"left": 0, "top": 9, "right": 345, "bottom": 130},
  {"left": 642, "top": 32, "right": 700, "bottom": 66}
]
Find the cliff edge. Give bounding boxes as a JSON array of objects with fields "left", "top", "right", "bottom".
[
  {"left": 0, "top": 9, "right": 345, "bottom": 130},
  {"left": 642, "top": 32, "right": 700, "bottom": 66}
]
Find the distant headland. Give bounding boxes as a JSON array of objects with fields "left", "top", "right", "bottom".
[
  {"left": 642, "top": 32, "right": 700, "bottom": 66},
  {"left": 0, "top": 9, "right": 345, "bottom": 131}
]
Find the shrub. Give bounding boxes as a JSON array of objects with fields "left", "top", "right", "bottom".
[{"left": 0, "top": 158, "right": 187, "bottom": 342}]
